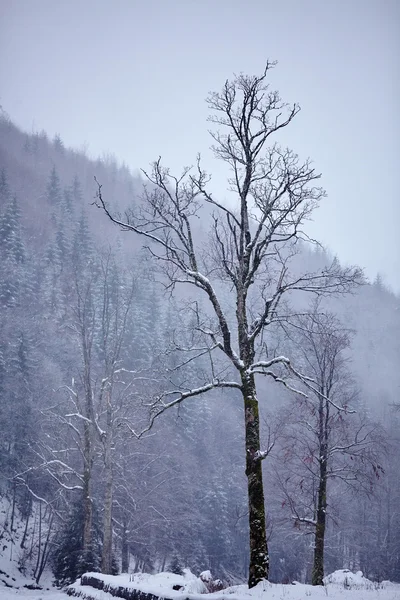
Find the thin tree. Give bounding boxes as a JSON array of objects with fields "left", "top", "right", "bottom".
[
  {"left": 94, "top": 62, "right": 362, "bottom": 586},
  {"left": 275, "top": 305, "right": 383, "bottom": 585},
  {"left": 94, "top": 253, "right": 137, "bottom": 574},
  {"left": 64, "top": 251, "right": 141, "bottom": 574}
]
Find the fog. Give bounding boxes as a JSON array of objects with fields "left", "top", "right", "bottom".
[
  {"left": 1, "top": 0, "right": 399, "bottom": 290},
  {"left": 0, "top": 0, "right": 399, "bottom": 594}
]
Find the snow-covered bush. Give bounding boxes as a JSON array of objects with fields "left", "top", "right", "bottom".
[
  {"left": 199, "top": 570, "right": 225, "bottom": 592},
  {"left": 323, "top": 569, "right": 380, "bottom": 590}
]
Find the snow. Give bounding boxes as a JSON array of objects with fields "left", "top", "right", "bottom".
[
  {"left": 63, "top": 570, "right": 400, "bottom": 600},
  {"left": 323, "top": 569, "right": 380, "bottom": 588},
  {"left": 0, "top": 507, "right": 399, "bottom": 600},
  {"left": 0, "top": 499, "right": 398, "bottom": 600},
  {"left": 0, "top": 588, "right": 71, "bottom": 600},
  {"left": 0, "top": 497, "right": 41, "bottom": 589},
  {"left": 1, "top": 570, "right": 400, "bottom": 600}
]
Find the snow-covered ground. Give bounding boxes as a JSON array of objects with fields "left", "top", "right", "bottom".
[
  {"left": 1, "top": 501, "right": 399, "bottom": 600},
  {"left": 1, "top": 568, "right": 400, "bottom": 600},
  {"left": 65, "top": 569, "right": 400, "bottom": 600},
  {"left": 0, "top": 588, "right": 69, "bottom": 600},
  {"left": 2, "top": 482, "right": 398, "bottom": 599}
]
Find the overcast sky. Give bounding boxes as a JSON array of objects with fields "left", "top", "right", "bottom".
[{"left": 1, "top": 0, "right": 399, "bottom": 291}]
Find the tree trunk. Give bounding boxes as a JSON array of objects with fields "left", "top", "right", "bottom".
[
  {"left": 34, "top": 502, "right": 42, "bottom": 581},
  {"left": 312, "top": 432, "right": 327, "bottom": 585},
  {"left": 121, "top": 513, "right": 129, "bottom": 573},
  {"left": 312, "top": 471, "right": 327, "bottom": 584},
  {"left": 242, "top": 372, "right": 269, "bottom": 587},
  {"left": 160, "top": 553, "right": 167, "bottom": 572},
  {"left": 101, "top": 465, "right": 113, "bottom": 573},
  {"left": 35, "top": 511, "right": 54, "bottom": 584},
  {"left": 10, "top": 480, "right": 16, "bottom": 534},
  {"left": 82, "top": 420, "right": 93, "bottom": 556},
  {"left": 20, "top": 495, "right": 32, "bottom": 549},
  {"left": 386, "top": 484, "right": 391, "bottom": 579},
  {"left": 101, "top": 417, "right": 114, "bottom": 573}
]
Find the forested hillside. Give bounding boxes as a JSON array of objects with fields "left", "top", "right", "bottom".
[{"left": 0, "top": 108, "right": 399, "bottom": 588}]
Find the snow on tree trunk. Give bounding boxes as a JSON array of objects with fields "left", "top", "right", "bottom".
[
  {"left": 83, "top": 420, "right": 93, "bottom": 555},
  {"left": 101, "top": 460, "right": 113, "bottom": 573},
  {"left": 312, "top": 400, "right": 328, "bottom": 586},
  {"left": 242, "top": 372, "right": 269, "bottom": 587},
  {"left": 312, "top": 463, "right": 327, "bottom": 585}
]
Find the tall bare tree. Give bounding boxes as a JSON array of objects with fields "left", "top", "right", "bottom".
[
  {"left": 94, "top": 62, "right": 362, "bottom": 586},
  {"left": 68, "top": 251, "right": 141, "bottom": 574},
  {"left": 275, "top": 305, "right": 383, "bottom": 585},
  {"left": 28, "top": 251, "right": 141, "bottom": 576},
  {"left": 94, "top": 253, "right": 137, "bottom": 574}
]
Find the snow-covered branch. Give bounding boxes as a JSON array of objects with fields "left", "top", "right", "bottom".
[{"left": 124, "top": 379, "right": 242, "bottom": 438}]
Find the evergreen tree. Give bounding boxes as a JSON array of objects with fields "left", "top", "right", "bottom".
[
  {"left": 46, "top": 165, "right": 62, "bottom": 206},
  {"left": 72, "top": 175, "right": 83, "bottom": 204},
  {"left": 51, "top": 499, "right": 103, "bottom": 587},
  {"left": 0, "top": 195, "right": 25, "bottom": 306},
  {"left": 0, "top": 168, "right": 10, "bottom": 205},
  {"left": 55, "top": 219, "right": 71, "bottom": 266},
  {"left": 63, "top": 186, "right": 74, "bottom": 215},
  {"left": 23, "top": 134, "right": 32, "bottom": 155},
  {"left": 71, "top": 209, "right": 94, "bottom": 272},
  {"left": 169, "top": 552, "right": 184, "bottom": 575},
  {"left": 31, "top": 132, "right": 40, "bottom": 156},
  {"left": 125, "top": 258, "right": 160, "bottom": 369},
  {"left": 0, "top": 195, "right": 22, "bottom": 253},
  {"left": 0, "top": 324, "right": 38, "bottom": 481},
  {"left": 53, "top": 133, "right": 65, "bottom": 154}
]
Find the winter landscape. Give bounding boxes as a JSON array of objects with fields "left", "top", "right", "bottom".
[{"left": 1, "top": 2, "right": 399, "bottom": 599}]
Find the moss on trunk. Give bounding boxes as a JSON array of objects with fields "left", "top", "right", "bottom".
[{"left": 242, "top": 372, "right": 269, "bottom": 587}]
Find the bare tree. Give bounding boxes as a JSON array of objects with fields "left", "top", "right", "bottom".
[
  {"left": 94, "top": 253, "right": 144, "bottom": 574},
  {"left": 69, "top": 251, "right": 144, "bottom": 574},
  {"left": 94, "top": 63, "right": 362, "bottom": 586},
  {"left": 275, "top": 305, "right": 384, "bottom": 585},
  {"left": 22, "top": 250, "right": 145, "bottom": 575}
]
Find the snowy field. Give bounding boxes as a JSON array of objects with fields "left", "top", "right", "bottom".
[
  {"left": 3, "top": 569, "right": 396, "bottom": 600},
  {"left": 67, "top": 570, "right": 400, "bottom": 600},
  {"left": 1, "top": 568, "right": 400, "bottom": 600},
  {"left": 0, "top": 589, "right": 69, "bottom": 600}
]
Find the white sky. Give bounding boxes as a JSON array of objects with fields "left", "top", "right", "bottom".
[{"left": 1, "top": 0, "right": 399, "bottom": 291}]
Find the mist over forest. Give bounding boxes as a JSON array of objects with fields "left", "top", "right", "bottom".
[{"left": 0, "top": 68, "right": 399, "bottom": 595}]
